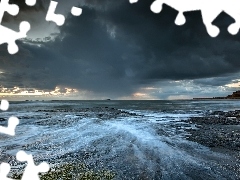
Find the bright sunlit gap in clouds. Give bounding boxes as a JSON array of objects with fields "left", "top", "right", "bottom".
[
  {"left": 0, "top": 78, "right": 239, "bottom": 100},
  {"left": 117, "top": 80, "right": 240, "bottom": 100},
  {"left": 0, "top": 86, "right": 82, "bottom": 100},
  {"left": 225, "top": 79, "right": 240, "bottom": 88}
]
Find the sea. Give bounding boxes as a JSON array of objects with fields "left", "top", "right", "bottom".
[{"left": 0, "top": 100, "right": 240, "bottom": 179}]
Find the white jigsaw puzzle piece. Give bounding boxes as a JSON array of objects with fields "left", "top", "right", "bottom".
[
  {"left": 0, "top": 100, "right": 19, "bottom": 136},
  {"left": 0, "top": 100, "right": 9, "bottom": 111},
  {"left": 71, "top": 6, "right": 82, "bottom": 16},
  {"left": 25, "top": 0, "right": 37, "bottom": 6},
  {"left": 0, "top": 0, "right": 19, "bottom": 22},
  {"left": 46, "top": 1, "right": 82, "bottom": 26},
  {"left": 130, "top": 0, "right": 240, "bottom": 37},
  {"left": 0, "top": 21, "right": 30, "bottom": 54},
  {"left": 129, "top": 0, "right": 138, "bottom": 3},
  {"left": 0, "top": 116, "right": 19, "bottom": 136},
  {"left": 0, "top": 163, "right": 13, "bottom": 180},
  {"left": 46, "top": 0, "right": 65, "bottom": 26},
  {"left": 0, "top": 0, "right": 32, "bottom": 54},
  {"left": 16, "top": 151, "right": 50, "bottom": 180}
]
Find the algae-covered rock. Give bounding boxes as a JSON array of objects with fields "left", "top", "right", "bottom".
[{"left": 12, "top": 163, "right": 115, "bottom": 180}]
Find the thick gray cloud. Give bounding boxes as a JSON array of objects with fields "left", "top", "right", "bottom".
[
  {"left": 2, "top": 0, "right": 47, "bottom": 22},
  {"left": 0, "top": 0, "right": 240, "bottom": 99}
]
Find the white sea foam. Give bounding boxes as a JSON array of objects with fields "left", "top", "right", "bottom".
[{"left": 0, "top": 100, "right": 239, "bottom": 179}]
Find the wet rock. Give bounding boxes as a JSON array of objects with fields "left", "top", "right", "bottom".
[
  {"left": 33, "top": 107, "right": 141, "bottom": 126},
  {"left": 185, "top": 109, "right": 240, "bottom": 151}
]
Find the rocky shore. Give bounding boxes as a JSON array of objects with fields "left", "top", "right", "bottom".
[
  {"left": 184, "top": 110, "right": 240, "bottom": 178},
  {"left": 2, "top": 104, "right": 240, "bottom": 179},
  {"left": 185, "top": 110, "right": 240, "bottom": 151}
]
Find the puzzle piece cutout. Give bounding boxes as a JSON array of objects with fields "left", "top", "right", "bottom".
[
  {"left": 46, "top": 0, "right": 82, "bottom": 26},
  {"left": 0, "top": 116, "right": 19, "bottom": 136},
  {"left": 0, "top": 100, "right": 49, "bottom": 180},
  {"left": 0, "top": 100, "right": 19, "bottom": 136},
  {"left": 0, "top": 21, "right": 30, "bottom": 54},
  {"left": 16, "top": 151, "right": 50, "bottom": 180},
  {"left": 130, "top": 0, "right": 240, "bottom": 37},
  {"left": 0, "top": 0, "right": 19, "bottom": 21},
  {"left": 0, "top": 151, "right": 50, "bottom": 180},
  {"left": 0, "top": 101, "right": 13, "bottom": 180},
  {"left": 0, "top": 0, "right": 82, "bottom": 53},
  {"left": 0, "top": 99, "right": 9, "bottom": 111},
  {"left": 0, "top": 163, "right": 13, "bottom": 180},
  {"left": 0, "top": 0, "right": 36, "bottom": 54},
  {"left": 25, "top": 0, "right": 37, "bottom": 7},
  {"left": 71, "top": 6, "right": 82, "bottom": 16}
]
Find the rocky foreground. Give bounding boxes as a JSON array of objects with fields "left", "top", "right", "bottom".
[
  {"left": 184, "top": 110, "right": 240, "bottom": 177},
  {"left": 3, "top": 107, "right": 240, "bottom": 179},
  {"left": 183, "top": 110, "right": 240, "bottom": 176},
  {"left": 185, "top": 110, "right": 240, "bottom": 151}
]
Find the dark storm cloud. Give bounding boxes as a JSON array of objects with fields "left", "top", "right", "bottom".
[
  {"left": 193, "top": 73, "right": 240, "bottom": 87},
  {"left": 95, "top": 0, "right": 240, "bottom": 85},
  {"left": 9, "top": 0, "right": 46, "bottom": 11},
  {"left": 103, "top": 1, "right": 238, "bottom": 80},
  {"left": 1, "top": 0, "right": 240, "bottom": 98},
  {"left": 2, "top": 0, "right": 47, "bottom": 22},
  {"left": 1, "top": 0, "right": 52, "bottom": 36}
]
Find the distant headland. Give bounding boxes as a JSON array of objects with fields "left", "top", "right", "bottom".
[{"left": 193, "top": 90, "right": 240, "bottom": 100}]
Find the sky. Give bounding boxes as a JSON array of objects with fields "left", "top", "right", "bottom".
[{"left": 0, "top": 0, "right": 240, "bottom": 100}]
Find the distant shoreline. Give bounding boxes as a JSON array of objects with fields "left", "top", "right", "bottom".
[
  {"left": 194, "top": 90, "right": 240, "bottom": 100},
  {"left": 193, "top": 98, "right": 240, "bottom": 100},
  {"left": 5, "top": 99, "right": 240, "bottom": 102}
]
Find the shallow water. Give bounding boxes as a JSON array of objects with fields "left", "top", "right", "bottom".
[{"left": 1, "top": 100, "right": 240, "bottom": 179}]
